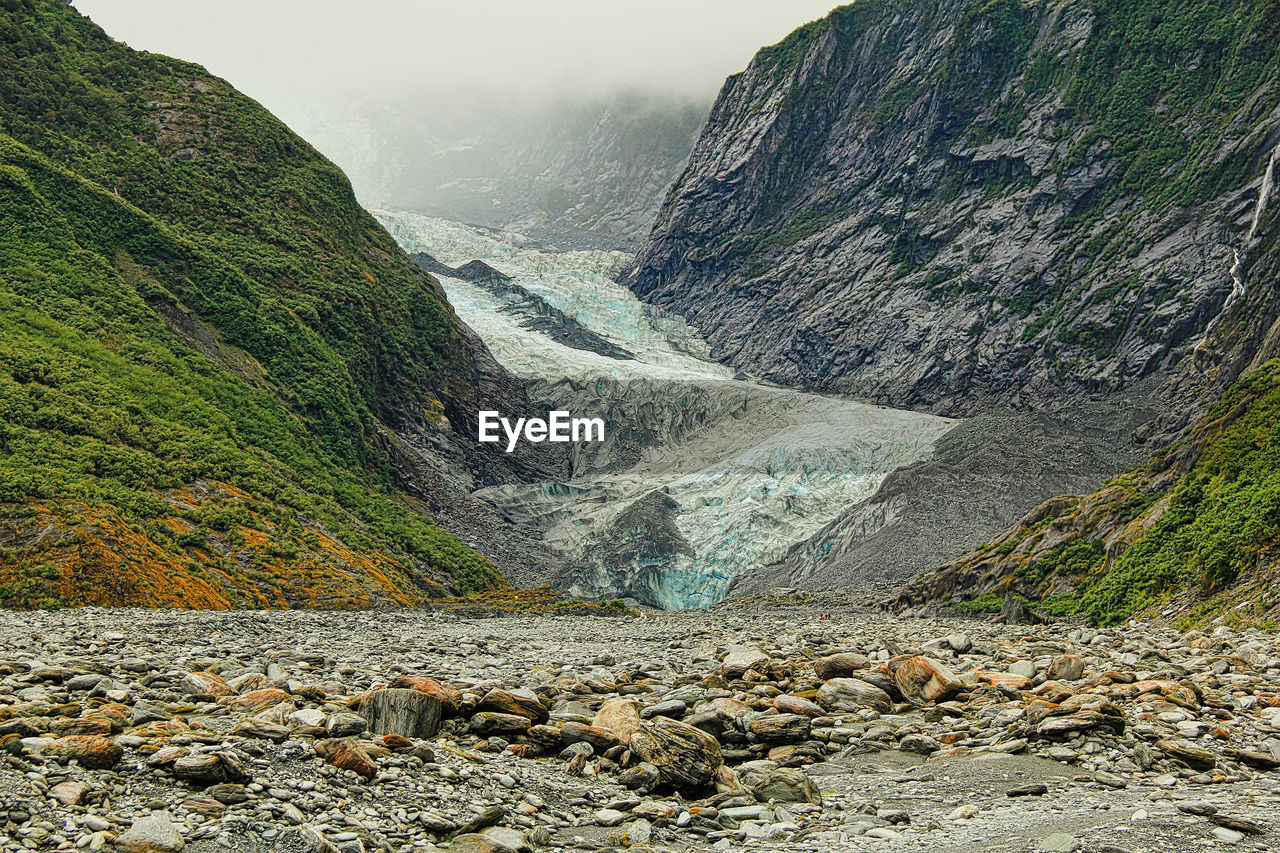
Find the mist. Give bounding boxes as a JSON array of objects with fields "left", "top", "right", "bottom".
[
  {"left": 69, "top": 1, "right": 841, "bottom": 245},
  {"left": 70, "top": 1, "right": 839, "bottom": 107}
]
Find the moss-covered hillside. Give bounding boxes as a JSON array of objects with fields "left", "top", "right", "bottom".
[
  {"left": 0, "top": 0, "right": 501, "bottom": 608},
  {"left": 890, "top": 361, "right": 1280, "bottom": 628}
]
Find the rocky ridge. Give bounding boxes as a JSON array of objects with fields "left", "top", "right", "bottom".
[
  {"left": 628, "top": 0, "right": 1280, "bottom": 419},
  {"left": 2, "top": 605, "right": 1280, "bottom": 852}
]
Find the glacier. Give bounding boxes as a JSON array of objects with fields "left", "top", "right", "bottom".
[{"left": 375, "top": 210, "right": 958, "bottom": 609}]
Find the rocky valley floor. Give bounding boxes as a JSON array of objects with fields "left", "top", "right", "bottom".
[{"left": 1, "top": 603, "right": 1278, "bottom": 853}]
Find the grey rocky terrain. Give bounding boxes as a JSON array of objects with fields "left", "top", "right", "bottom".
[{"left": 2, "top": 602, "right": 1278, "bottom": 853}]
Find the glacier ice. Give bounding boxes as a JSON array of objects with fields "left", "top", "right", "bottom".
[{"left": 375, "top": 210, "right": 958, "bottom": 609}]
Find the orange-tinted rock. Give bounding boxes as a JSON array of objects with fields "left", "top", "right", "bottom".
[
  {"left": 390, "top": 677, "right": 463, "bottom": 716},
  {"left": 894, "top": 656, "right": 963, "bottom": 705},
  {"left": 44, "top": 735, "right": 122, "bottom": 769},
  {"left": 816, "top": 678, "right": 892, "bottom": 714},
  {"left": 477, "top": 688, "right": 549, "bottom": 724},
  {"left": 774, "top": 695, "right": 825, "bottom": 717},
  {"left": 975, "top": 670, "right": 1033, "bottom": 691},
  {"left": 315, "top": 737, "right": 378, "bottom": 779},
  {"left": 221, "top": 688, "right": 291, "bottom": 712},
  {"left": 630, "top": 716, "right": 723, "bottom": 790},
  {"left": 181, "top": 671, "right": 233, "bottom": 699},
  {"left": 559, "top": 722, "right": 619, "bottom": 750},
  {"left": 593, "top": 698, "right": 642, "bottom": 746}
]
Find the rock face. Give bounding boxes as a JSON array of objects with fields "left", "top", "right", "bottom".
[{"left": 628, "top": 0, "right": 1280, "bottom": 417}]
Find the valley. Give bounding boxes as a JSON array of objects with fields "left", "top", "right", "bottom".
[{"left": 375, "top": 212, "right": 957, "bottom": 609}]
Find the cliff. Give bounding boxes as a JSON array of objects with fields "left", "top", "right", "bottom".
[{"left": 628, "top": 0, "right": 1280, "bottom": 417}]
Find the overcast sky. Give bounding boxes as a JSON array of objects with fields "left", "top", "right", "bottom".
[{"left": 71, "top": 1, "right": 839, "bottom": 108}]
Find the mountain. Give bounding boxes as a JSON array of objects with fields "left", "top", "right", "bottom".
[
  {"left": 0, "top": 0, "right": 561, "bottom": 609},
  {"left": 627, "top": 0, "right": 1280, "bottom": 417},
  {"left": 888, "top": 358, "right": 1280, "bottom": 627},
  {"left": 297, "top": 92, "right": 708, "bottom": 251}
]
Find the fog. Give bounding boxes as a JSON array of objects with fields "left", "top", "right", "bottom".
[
  {"left": 70, "top": 1, "right": 841, "bottom": 242},
  {"left": 71, "top": 1, "right": 839, "bottom": 108}
]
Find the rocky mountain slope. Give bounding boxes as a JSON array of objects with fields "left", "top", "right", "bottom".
[
  {"left": 302, "top": 92, "right": 707, "bottom": 250},
  {"left": 889, "top": 357, "right": 1280, "bottom": 628},
  {"left": 0, "top": 0, "right": 561, "bottom": 609},
  {"left": 628, "top": 0, "right": 1280, "bottom": 417}
]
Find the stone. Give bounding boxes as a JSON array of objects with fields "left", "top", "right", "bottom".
[
  {"left": 1158, "top": 738, "right": 1217, "bottom": 771},
  {"left": 389, "top": 676, "right": 463, "bottom": 715},
  {"left": 723, "top": 645, "right": 770, "bottom": 676},
  {"left": 893, "top": 656, "right": 963, "bottom": 705},
  {"left": 470, "top": 711, "right": 532, "bottom": 735},
  {"left": 559, "top": 721, "right": 619, "bottom": 750},
  {"left": 630, "top": 716, "right": 723, "bottom": 790},
  {"left": 812, "top": 652, "right": 870, "bottom": 680},
  {"left": 1009, "top": 660, "right": 1038, "bottom": 678},
  {"left": 117, "top": 812, "right": 185, "bottom": 852},
  {"left": 180, "top": 671, "right": 232, "bottom": 699},
  {"left": 748, "top": 767, "right": 822, "bottom": 805},
  {"left": 1046, "top": 654, "right": 1085, "bottom": 681},
  {"left": 221, "top": 687, "right": 290, "bottom": 711},
  {"left": 748, "top": 714, "right": 811, "bottom": 743},
  {"left": 593, "top": 698, "right": 643, "bottom": 745},
  {"left": 325, "top": 712, "right": 367, "bottom": 738},
  {"left": 360, "top": 687, "right": 442, "bottom": 738},
  {"left": 774, "top": 694, "right": 824, "bottom": 717},
  {"left": 1037, "top": 833, "right": 1080, "bottom": 853},
  {"left": 314, "top": 738, "right": 378, "bottom": 779},
  {"left": 618, "top": 762, "right": 661, "bottom": 792},
  {"left": 48, "top": 780, "right": 87, "bottom": 805},
  {"left": 43, "top": 735, "right": 122, "bottom": 769},
  {"left": 172, "top": 751, "right": 249, "bottom": 786},
  {"left": 477, "top": 688, "right": 548, "bottom": 724},
  {"left": 1007, "top": 783, "right": 1048, "bottom": 797},
  {"left": 816, "top": 677, "right": 892, "bottom": 714}
]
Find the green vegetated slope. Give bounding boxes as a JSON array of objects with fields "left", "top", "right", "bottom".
[
  {"left": 0, "top": 0, "right": 499, "bottom": 609},
  {"left": 890, "top": 362, "right": 1280, "bottom": 628}
]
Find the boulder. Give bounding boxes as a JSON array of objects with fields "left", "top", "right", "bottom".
[
  {"left": 117, "top": 811, "right": 185, "bottom": 852},
  {"left": 477, "top": 688, "right": 548, "bottom": 724},
  {"left": 469, "top": 712, "right": 532, "bottom": 735},
  {"left": 1158, "top": 738, "right": 1217, "bottom": 771},
  {"left": 390, "top": 676, "right": 463, "bottom": 716},
  {"left": 749, "top": 767, "right": 822, "bottom": 805},
  {"left": 1047, "top": 654, "right": 1085, "bottom": 682},
  {"left": 180, "top": 671, "right": 232, "bottom": 699},
  {"left": 314, "top": 738, "right": 378, "bottom": 779},
  {"left": 360, "top": 687, "right": 441, "bottom": 738},
  {"left": 559, "top": 721, "right": 619, "bottom": 750},
  {"left": 630, "top": 716, "right": 723, "bottom": 790},
  {"left": 813, "top": 652, "right": 870, "bottom": 680},
  {"left": 893, "top": 656, "right": 963, "bottom": 705},
  {"left": 774, "top": 695, "right": 825, "bottom": 717},
  {"left": 816, "top": 678, "right": 892, "bottom": 714},
  {"left": 172, "top": 751, "right": 249, "bottom": 786},
  {"left": 592, "top": 698, "right": 642, "bottom": 745},
  {"left": 747, "top": 714, "right": 811, "bottom": 743},
  {"left": 723, "top": 645, "right": 770, "bottom": 676},
  {"left": 43, "top": 735, "right": 122, "bottom": 770},
  {"left": 325, "top": 712, "right": 367, "bottom": 738}
]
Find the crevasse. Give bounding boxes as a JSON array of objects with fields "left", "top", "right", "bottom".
[{"left": 375, "top": 210, "right": 957, "bottom": 609}]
